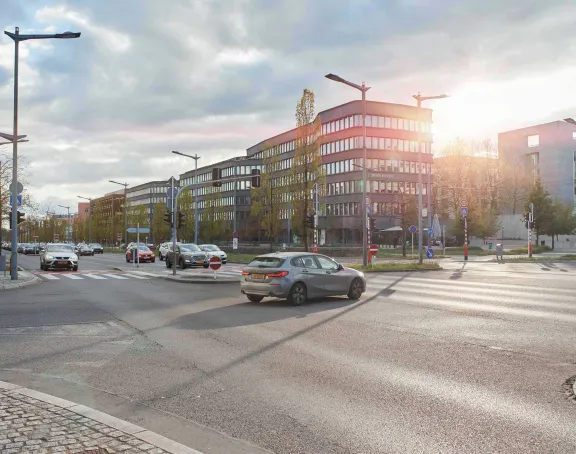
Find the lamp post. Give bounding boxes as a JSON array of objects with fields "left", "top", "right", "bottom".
[
  {"left": 77, "top": 196, "right": 92, "bottom": 243},
  {"left": 109, "top": 181, "right": 129, "bottom": 245},
  {"left": 4, "top": 27, "right": 80, "bottom": 280},
  {"left": 172, "top": 151, "right": 200, "bottom": 244},
  {"left": 58, "top": 205, "right": 71, "bottom": 243},
  {"left": 412, "top": 93, "right": 448, "bottom": 264},
  {"left": 326, "top": 73, "right": 371, "bottom": 266}
]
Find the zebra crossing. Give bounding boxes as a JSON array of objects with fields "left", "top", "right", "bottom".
[
  {"left": 363, "top": 273, "right": 576, "bottom": 323},
  {"left": 34, "top": 270, "right": 158, "bottom": 282}
]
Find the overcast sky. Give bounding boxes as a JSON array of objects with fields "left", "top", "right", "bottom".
[{"left": 1, "top": 0, "right": 575, "bottom": 215}]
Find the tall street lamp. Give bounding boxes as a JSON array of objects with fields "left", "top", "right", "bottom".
[
  {"left": 413, "top": 93, "right": 448, "bottom": 264},
  {"left": 109, "top": 181, "right": 129, "bottom": 245},
  {"left": 172, "top": 151, "right": 200, "bottom": 244},
  {"left": 4, "top": 27, "right": 80, "bottom": 280},
  {"left": 77, "top": 196, "right": 92, "bottom": 243},
  {"left": 326, "top": 73, "right": 371, "bottom": 266},
  {"left": 58, "top": 205, "right": 71, "bottom": 243}
]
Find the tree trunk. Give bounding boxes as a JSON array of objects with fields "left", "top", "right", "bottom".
[{"left": 551, "top": 234, "right": 555, "bottom": 250}]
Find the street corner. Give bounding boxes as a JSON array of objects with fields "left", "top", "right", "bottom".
[
  {"left": 0, "top": 268, "right": 42, "bottom": 290},
  {"left": 0, "top": 379, "right": 205, "bottom": 454}
]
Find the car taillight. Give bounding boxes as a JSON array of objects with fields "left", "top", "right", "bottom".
[
  {"left": 241, "top": 271, "right": 249, "bottom": 276},
  {"left": 266, "top": 271, "right": 289, "bottom": 278}
]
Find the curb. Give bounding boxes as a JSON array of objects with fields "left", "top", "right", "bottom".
[
  {"left": 163, "top": 276, "right": 239, "bottom": 285},
  {"left": 0, "top": 380, "right": 204, "bottom": 454},
  {"left": 0, "top": 268, "right": 42, "bottom": 290}
]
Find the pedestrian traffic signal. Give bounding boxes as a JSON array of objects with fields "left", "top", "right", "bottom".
[
  {"left": 163, "top": 210, "right": 173, "bottom": 227},
  {"left": 9, "top": 211, "right": 25, "bottom": 230},
  {"left": 525, "top": 221, "right": 534, "bottom": 230},
  {"left": 251, "top": 169, "right": 261, "bottom": 188},
  {"left": 177, "top": 211, "right": 186, "bottom": 229},
  {"left": 306, "top": 213, "right": 315, "bottom": 228},
  {"left": 369, "top": 217, "right": 376, "bottom": 231},
  {"left": 524, "top": 212, "right": 530, "bottom": 222},
  {"left": 212, "top": 168, "right": 222, "bottom": 187}
]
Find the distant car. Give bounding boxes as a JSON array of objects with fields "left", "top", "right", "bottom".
[
  {"left": 158, "top": 242, "right": 172, "bottom": 261},
  {"left": 40, "top": 243, "right": 78, "bottom": 271},
  {"left": 126, "top": 245, "right": 155, "bottom": 263},
  {"left": 22, "top": 243, "right": 40, "bottom": 255},
  {"left": 240, "top": 252, "right": 366, "bottom": 305},
  {"left": 89, "top": 243, "right": 104, "bottom": 254},
  {"left": 78, "top": 244, "right": 94, "bottom": 256},
  {"left": 199, "top": 244, "right": 227, "bottom": 264},
  {"left": 165, "top": 243, "right": 208, "bottom": 269}
]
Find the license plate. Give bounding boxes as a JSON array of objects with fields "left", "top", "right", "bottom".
[
  {"left": 58, "top": 261, "right": 67, "bottom": 264},
  {"left": 252, "top": 274, "right": 265, "bottom": 280}
]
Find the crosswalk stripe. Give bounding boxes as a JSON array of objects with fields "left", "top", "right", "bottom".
[
  {"left": 41, "top": 274, "right": 59, "bottom": 280},
  {"left": 121, "top": 273, "right": 149, "bottom": 280},
  {"left": 61, "top": 274, "right": 84, "bottom": 280},
  {"left": 101, "top": 274, "right": 129, "bottom": 280},
  {"left": 83, "top": 274, "right": 107, "bottom": 280}
]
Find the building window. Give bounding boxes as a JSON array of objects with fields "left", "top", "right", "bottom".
[{"left": 527, "top": 134, "right": 539, "bottom": 147}]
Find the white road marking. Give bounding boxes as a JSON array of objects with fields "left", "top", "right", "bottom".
[
  {"left": 41, "top": 274, "right": 60, "bottom": 280},
  {"left": 100, "top": 274, "right": 129, "bottom": 280},
  {"left": 61, "top": 274, "right": 84, "bottom": 280},
  {"left": 83, "top": 274, "right": 107, "bottom": 280},
  {"left": 121, "top": 273, "right": 149, "bottom": 280}
]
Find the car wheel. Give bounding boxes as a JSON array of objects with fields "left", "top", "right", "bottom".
[
  {"left": 179, "top": 259, "right": 187, "bottom": 269},
  {"left": 159, "top": 253, "right": 164, "bottom": 261},
  {"left": 40, "top": 261, "right": 44, "bottom": 271},
  {"left": 288, "top": 283, "right": 306, "bottom": 306},
  {"left": 247, "top": 295, "right": 263, "bottom": 303},
  {"left": 166, "top": 259, "right": 172, "bottom": 268},
  {"left": 347, "top": 278, "right": 364, "bottom": 300},
  {"left": 73, "top": 266, "right": 78, "bottom": 272},
  {"left": 203, "top": 264, "right": 209, "bottom": 269}
]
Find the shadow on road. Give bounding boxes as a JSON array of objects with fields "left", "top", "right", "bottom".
[
  {"left": 168, "top": 297, "right": 357, "bottom": 330},
  {"left": 450, "top": 263, "right": 466, "bottom": 280}
]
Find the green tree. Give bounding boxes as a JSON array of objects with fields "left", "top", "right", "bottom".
[
  {"left": 151, "top": 202, "right": 171, "bottom": 244},
  {"left": 200, "top": 188, "right": 226, "bottom": 243},
  {"left": 540, "top": 201, "right": 576, "bottom": 249},
  {"left": 289, "top": 88, "right": 324, "bottom": 251},
  {"left": 525, "top": 179, "right": 553, "bottom": 244},
  {"left": 127, "top": 204, "right": 149, "bottom": 243},
  {"left": 251, "top": 147, "right": 282, "bottom": 247},
  {"left": 178, "top": 189, "right": 196, "bottom": 242}
]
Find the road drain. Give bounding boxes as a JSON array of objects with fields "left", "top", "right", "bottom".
[{"left": 562, "top": 375, "right": 576, "bottom": 401}]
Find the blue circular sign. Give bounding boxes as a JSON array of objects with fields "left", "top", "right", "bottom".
[
  {"left": 426, "top": 248, "right": 435, "bottom": 259},
  {"left": 408, "top": 225, "right": 417, "bottom": 234}
]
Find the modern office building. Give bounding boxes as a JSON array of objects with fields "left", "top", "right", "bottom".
[
  {"left": 498, "top": 120, "right": 576, "bottom": 207},
  {"left": 178, "top": 99, "right": 434, "bottom": 245},
  {"left": 77, "top": 202, "right": 90, "bottom": 222}
]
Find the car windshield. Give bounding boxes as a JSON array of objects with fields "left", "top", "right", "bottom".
[
  {"left": 47, "top": 245, "right": 74, "bottom": 252},
  {"left": 137, "top": 246, "right": 150, "bottom": 251},
  {"left": 89, "top": 243, "right": 102, "bottom": 247},
  {"left": 202, "top": 245, "right": 220, "bottom": 251},
  {"left": 248, "top": 257, "right": 285, "bottom": 268},
  {"left": 180, "top": 244, "right": 201, "bottom": 252}
]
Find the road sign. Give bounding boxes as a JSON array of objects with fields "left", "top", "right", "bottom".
[
  {"left": 426, "top": 248, "right": 435, "bottom": 259},
  {"left": 428, "top": 228, "right": 433, "bottom": 235},
  {"left": 166, "top": 187, "right": 179, "bottom": 199},
  {"left": 461, "top": 207, "right": 468, "bottom": 217},
  {"left": 370, "top": 244, "right": 378, "bottom": 256},
  {"left": 461, "top": 200, "right": 467, "bottom": 207},
  {"left": 11, "top": 181, "right": 23, "bottom": 194},
  {"left": 233, "top": 238, "right": 238, "bottom": 250},
  {"left": 127, "top": 227, "right": 150, "bottom": 233},
  {"left": 233, "top": 231, "right": 239, "bottom": 239},
  {"left": 408, "top": 225, "right": 417, "bottom": 234},
  {"left": 9, "top": 195, "right": 22, "bottom": 206},
  {"left": 117, "top": 233, "right": 122, "bottom": 240},
  {"left": 422, "top": 208, "right": 428, "bottom": 218},
  {"left": 209, "top": 256, "right": 222, "bottom": 271},
  {"left": 33, "top": 234, "right": 38, "bottom": 239},
  {"left": 53, "top": 234, "right": 59, "bottom": 242}
]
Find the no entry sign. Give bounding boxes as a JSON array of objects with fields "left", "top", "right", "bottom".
[
  {"left": 370, "top": 244, "right": 378, "bottom": 256},
  {"left": 209, "top": 256, "right": 222, "bottom": 271}
]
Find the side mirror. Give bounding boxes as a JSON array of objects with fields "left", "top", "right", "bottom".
[{"left": 337, "top": 264, "right": 344, "bottom": 271}]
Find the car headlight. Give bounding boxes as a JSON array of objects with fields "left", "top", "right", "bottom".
[
  {"left": 71, "top": 255, "right": 78, "bottom": 261},
  {"left": 45, "top": 255, "right": 54, "bottom": 260}
]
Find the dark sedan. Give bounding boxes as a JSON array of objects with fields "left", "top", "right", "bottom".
[
  {"left": 78, "top": 244, "right": 94, "bottom": 256},
  {"left": 22, "top": 243, "right": 40, "bottom": 255},
  {"left": 89, "top": 243, "right": 104, "bottom": 254}
]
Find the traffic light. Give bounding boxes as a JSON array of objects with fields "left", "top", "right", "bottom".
[
  {"left": 212, "top": 168, "right": 222, "bottom": 187},
  {"left": 17, "top": 211, "right": 24, "bottom": 224},
  {"left": 524, "top": 212, "right": 530, "bottom": 222},
  {"left": 306, "top": 213, "right": 315, "bottom": 228},
  {"left": 369, "top": 217, "right": 376, "bottom": 231},
  {"left": 251, "top": 169, "right": 261, "bottom": 188},
  {"left": 177, "top": 211, "right": 186, "bottom": 229},
  {"left": 525, "top": 221, "right": 534, "bottom": 230},
  {"left": 163, "top": 210, "right": 173, "bottom": 227}
]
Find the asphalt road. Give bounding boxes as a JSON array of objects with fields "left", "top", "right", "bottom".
[{"left": 1, "top": 251, "right": 576, "bottom": 453}]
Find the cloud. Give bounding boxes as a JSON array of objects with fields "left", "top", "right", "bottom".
[{"left": 0, "top": 0, "right": 574, "bottom": 215}]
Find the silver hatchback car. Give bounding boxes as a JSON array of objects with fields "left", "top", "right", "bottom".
[{"left": 241, "top": 252, "right": 366, "bottom": 305}]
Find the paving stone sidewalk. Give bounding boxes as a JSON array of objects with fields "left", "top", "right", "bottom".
[{"left": 0, "top": 383, "right": 202, "bottom": 454}]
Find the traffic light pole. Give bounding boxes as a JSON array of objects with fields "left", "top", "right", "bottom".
[
  {"left": 464, "top": 215, "right": 468, "bottom": 261},
  {"left": 528, "top": 202, "right": 534, "bottom": 258}
]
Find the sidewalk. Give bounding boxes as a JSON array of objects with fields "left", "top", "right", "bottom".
[
  {"left": 111, "top": 268, "right": 240, "bottom": 284},
  {"left": 0, "top": 268, "right": 42, "bottom": 290},
  {"left": 0, "top": 380, "right": 203, "bottom": 454}
]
